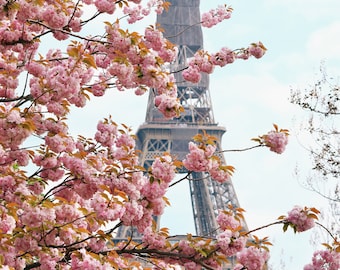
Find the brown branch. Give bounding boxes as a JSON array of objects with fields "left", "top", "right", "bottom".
[
  {"left": 27, "top": 20, "right": 110, "bottom": 44},
  {"left": 169, "top": 172, "right": 192, "bottom": 187},
  {"left": 116, "top": 248, "right": 216, "bottom": 270},
  {"left": 245, "top": 220, "right": 285, "bottom": 236},
  {"left": 316, "top": 221, "right": 338, "bottom": 242},
  {"left": 218, "top": 144, "right": 264, "bottom": 153}
]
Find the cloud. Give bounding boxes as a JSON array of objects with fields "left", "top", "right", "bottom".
[
  {"left": 211, "top": 71, "right": 296, "bottom": 119},
  {"left": 263, "top": 0, "right": 340, "bottom": 20},
  {"left": 306, "top": 21, "right": 340, "bottom": 60}
]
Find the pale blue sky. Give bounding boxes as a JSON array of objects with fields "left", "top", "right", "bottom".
[{"left": 66, "top": 1, "right": 340, "bottom": 269}]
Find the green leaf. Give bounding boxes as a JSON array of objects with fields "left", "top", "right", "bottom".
[{"left": 283, "top": 222, "right": 289, "bottom": 232}]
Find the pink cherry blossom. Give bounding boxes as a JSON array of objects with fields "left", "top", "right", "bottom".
[
  {"left": 95, "top": 120, "right": 118, "bottom": 147},
  {"left": 94, "top": 0, "right": 116, "bottom": 14},
  {"left": 211, "top": 47, "right": 235, "bottom": 67},
  {"left": 123, "top": 5, "right": 143, "bottom": 24},
  {"left": 209, "top": 163, "right": 232, "bottom": 183},
  {"left": 249, "top": 41, "right": 267, "bottom": 59},
  {"left": 216, "top": 210, "right": 241, "bottom": 231},
  {"left": 154, "top": 94, "right": 182, "bottom": 118},
  {"left": 142, "top": 227, "right": 167, "bottom": 250},
  {"left": 142, "top": 180, "right": 168, "bottom": 200},
  {"left": 217, "top": 230, "right": 236, "bottom": 253},
  {"left": 304, "top": 249, "right": 340, "bottom": 270},
  {"left": 263, "top": 130, "right": 289, "bottom": 154},
  {"left": 151, "top": 154, "right": 176, "bottom": 183},
  {"left": 0, "top": 214, "right": 16, "bottom": 234},
  {"left": 120, "top": 200, "right": 144, "bottom": 226},
  {"left": 70, "top": 248, "right": 112, "bottom": 269},
  {"left": 286, "top": 206, "right": 316, "bottom": 232},
  {"left": 0, "top": 0, "right": 321, "bottom": 268},
  {"left": 42, "top": 6, "right": 68, "bottom": 29},
  {"left": 201, "top": 5, "right": 232, "bottom": 28},
  {"left": 236, "top": 246, "right": 270, "bottom": 270},
  {"left": 38, "top": 250, "right": 61, "bottom": 270},
  {"left": 182, "top": 66, "right": 202, "bottom": 83},
  {"left": 183, "top": 142, "right": 211, "bottom": 172}
]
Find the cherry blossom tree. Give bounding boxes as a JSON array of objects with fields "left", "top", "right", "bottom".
[{"left": 0, "top": 1, "right": 338, "bottom": 269}]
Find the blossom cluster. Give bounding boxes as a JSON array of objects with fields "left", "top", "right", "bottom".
[
  {"left": 285, "top": 206, "right": 318, "bottom": 232},
  {"left": 1, "top": 0, "right": 181, "bottom": 119},
  {"left": 263, "top": 130, "right": 289, "bottom": 154},
  {"left": 304, "top": 249, "right": 340, "bottom": 270},
  {"left": 122, "top": 0, "right": 166, "bottom": 23},
  {"left": 0, "top": 0, "right": 335, "bottom": 269},
  {"left": 234, "top": 246, "right": 270, "bottom": 270},
  {"left": 201, "top": 5, "right": 233, "bottom": 28},
  {"left": 182, "top": 42, "right": 267, "bottom": 83},
  {"left": 183, "top": 141, "right": 234, "bottom": 183},
  {"left": 253, "top": 124, "right": 289, "bottom": 154}
]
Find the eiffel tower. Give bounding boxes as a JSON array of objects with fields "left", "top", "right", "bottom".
[{"left": 116, "top": 0, "right": 246, "bottom": 242}]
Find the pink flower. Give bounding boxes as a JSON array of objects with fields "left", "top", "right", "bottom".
[
  {"left": 116, "top": 133, "right": 135, "bottom": 148},
  {"left": 42, "top": 6, "right": 67, "bottom": 29},
  {"left": 0, "top": 214, "right": 16, "bottom": 234},
  {"left": 183, "top": 142, "right": 210, "bottom": 172},
  {"left": 95, "top": 120, "right": 117, "bottom": 147},
  {"left": 248, "top": 42, "right": 267, "bottom": 59},
  {"left": 154, "top": 94, "right": 181, "bottom": 119},
  {"left": 70, "top": 248, "right": 112, "bottom": 269},
  {"left": 123, "top": 5, "right": 143, "bottom": 24},
  {"left": 209, "top": 164, "right": 231, "bottom": 183},
  {"left": 286, "top": 206, "right": 316, "bottom": 232},
  {"left": 182, "top": 66, "right": 201, "bottom": 83},
  {"left": 263, "top": 130, "right": 288, "bottom": 154},
  {"left": 7, "top": 109, "right": 23, "bottom": 124},
  {"left": 233, "top": 264, "right": 244, "bottom": 270},
  {"left": 121, "top": 200, "right": 144, "bottom": 225},
  {"left": 304, "top": 249, "right": 340, "bottom": 270},
  {"left": 151, "top": 155, "right": 176, "bottom": 183},
  {"left": 216, "top": 210, "right": 241, "bottom": 231},
  {"left": 142, "top": 227, "right": 167, "bottom": 250},
  {"left": 144, "top": 27, "right": 164, "bottom": 51},
  {"left": 9, "top": 150, "right": 30, "bottom": 166},
  {"left": 236, "top": 246, "right": 270, "bottom": 270},
  {"left": 149, "top": 197, "right": 165, "bottom": 216},
  {"left": 94, "top": 0, "right": 116, "bottom": 14},
  {"left": 211, "top": 47, "right": 235, "bottom": 67},
  {"left": 21, "top": 205, "right": 56, "bottom": 228},
  {"left": 0, "top": 175, "right": 16, "bottom": 189},
  {"left": 216, "top": 230, "right": 232, "bottom": 249},
  {"left": 88, "top": 238, "right": 107, "bottom": 253},
  {"left": 141, "top": 181, "right": 167, "bottom": 200},
  {"left": 222, "top": 236, "right": 247, "bottom": 257},
  {"left": 178, "top": 240, "right": 196, "bottom": 257},
  {"left": 201, "top": 5, "right": 232, "bottom": 28}
]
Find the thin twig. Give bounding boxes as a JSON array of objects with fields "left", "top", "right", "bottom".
[
  {"left": 316, "top": 221, "right": 338, "bottom": 242},
  {"left": 169, "top": 172, "right": 192, "bottom": 187},
  {"left": 245, "top": 220, "right": 284, "bottom": 236},
  {"left": 218, "top": 144, "right": 264, "bottom": 153}
]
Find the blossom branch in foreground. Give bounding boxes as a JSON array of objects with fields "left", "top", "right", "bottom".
[
  {"left": 182, "top": 126, "right": 289, "bottom": 184},
  {"left": 182, "top": 131, "right": 235, "bottom": 183},
  {"left": 0, "top": 0, "right": 338, "bottom": 269},
  {"left": 252, "top": 124, "right": 289, "bottom": 154}
]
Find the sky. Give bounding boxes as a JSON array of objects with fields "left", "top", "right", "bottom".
[{"left": 65, "top": 1, "right": 340, "bottom": 269}]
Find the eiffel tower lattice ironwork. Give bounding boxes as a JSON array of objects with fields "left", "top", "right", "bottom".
[{"left": 116, "top": 0, "right": 246, "bottom": 241}]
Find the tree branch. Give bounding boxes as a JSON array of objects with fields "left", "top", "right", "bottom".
[{"left": 218, "top": 144, "right": 264, "bottom": 153}]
